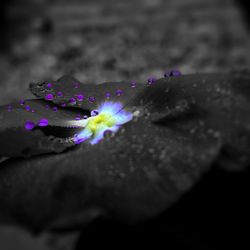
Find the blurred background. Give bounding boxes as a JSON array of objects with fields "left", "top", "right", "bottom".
[
  {"left": 0, "top": 0, "right": 250, "bottom": 249},
  {"left": 0, "top": 0, "right": 250, "bottom": 106}
]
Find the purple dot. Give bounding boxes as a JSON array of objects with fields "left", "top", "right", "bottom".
[
  {"left": 25, "top": 105, "right": 31, "bottom": 111},
  {"left": 83, "top": 115, "right": 88, "bottom": 119},
  {"left": 147, "top": 77, "right": 157, "bottom": 85},
  {"left": 61, "top": 103, "right": 66, "bottom": 108},
  {"left": 31, "top": 109, "right": 35, "bottom": 113},
  {"left": 91, "top": 110, "right": 99, "bottom": 116},
  {"left": 88, "top": 96, "right": 95, "bottom": 103},
  {"left": 38, "top": 118, "right": 49, "bottom": 127},
  {"left": 69, "top": 97, "right": 76, "bottom": 104},
  {"left": 45, "top": 93, "right": 54, "bottom": 101},
  {"left": 116, "top": 89, "right": 123, "bottom": 96},
  {"left": 47, "top": 83, "right": 53, "bottom": 88},
  {"left": 25, "top": 121, "right": 35, "bottom": 130},
  {"left": 45, "top": 104, "right": 50, "bottom": 110},
  {"left": 131, "top": 80, "right": 136, "bottom": 88},
  {"left": 73, "top": 83, "right": 79, "bottom": 89},
  {"left": 53, "top": 106, "right": 58, "bottom": 112},
  {"left": 19, "top": 99, "right": 25, "bottom": 106},
  {"left": 105, "top": 92, "right": 111, "bottom": 99},
  {"left": 170, "top": 70, "right": 181, "bottom": 77},
  {"left": 76, "top": 94, "right": 84, "bottom": 101},
  {"left": 57, "top": 91, "right": 63, "bottom": 97}
]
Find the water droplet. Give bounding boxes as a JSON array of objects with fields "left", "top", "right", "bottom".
[
  {"left": 131, "top": 80, "right": 136, "bottom": 88},
  {"left": 25, "top": 121, "right": 35, "bottom": 130},
  {"left": 170, "top": 70, "right": 181, "bottom": 77},
  {"left": 25, "top": 105, "right": 31, "bottom": 111},
  {"left": 91, "top": 110, "right": 99, "bottom": 116},
  {"left": 45, "top": 93, "right": 54, "bottom": 101},
  {"left": 88, "top": 96, "right": 95, "bottom": 103},
  {"left": 7, "top": 105, "right": 12, "bottom": 112},
  {"left": 38, "top": 118, "right": 49, "bottom": 127},
  {"left": 105, "top": 92, "right": 111, "bottom": 99},
  {"left": 57, "top": 91, "right": 63, "bottom": 97},
  {"left": 19, "top": 99, "right": 25, "bottom": 106},
  {"left": 76, "top": 94, "right": 84, "bottom": 101},
  {"left": 116, "top": 89, "right": 123, "bottom": 96},
  {"left": 53, "top": 106, "right": 58, "bottom": 112},
  {"left": 73, "top": 83, "right": 79, "bottom": 89},
  {"left": 69, "top": 97, "right": 76, "bottom": 105},
  {"left": 164, "top": 71, "right": 171, "bottom": 77},
  {"left": 47, "top": 83, "right": 53, "bottom": 88},
  {"left": 75, "top": 114, "right": 81, "bottom": 120},
  {"left": 147, "top": 77, "right": 156, "bottom": 85}
]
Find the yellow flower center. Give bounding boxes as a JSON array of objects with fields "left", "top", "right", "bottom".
[{"left": 86, "top": 113, "right": 116, "bottom": 135}]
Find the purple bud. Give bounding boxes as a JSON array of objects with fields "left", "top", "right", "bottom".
[
  {"left": 38, "top": 118, "right": 49, "bottom": 127},
  {"left": 25, "top": 121, "right": 35, "bottom": 130},
  {"left": 61, "top": 103, "right": 66, "bottom": 108},
  {"left": 45, "top": 93, "right": 54, "bottom": 101},
  {"left": 31, "top": 109, "right": 35, "bottom": 113},
  {"left": 83, "top": 115, "right": 88, "bottom": 119}
]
